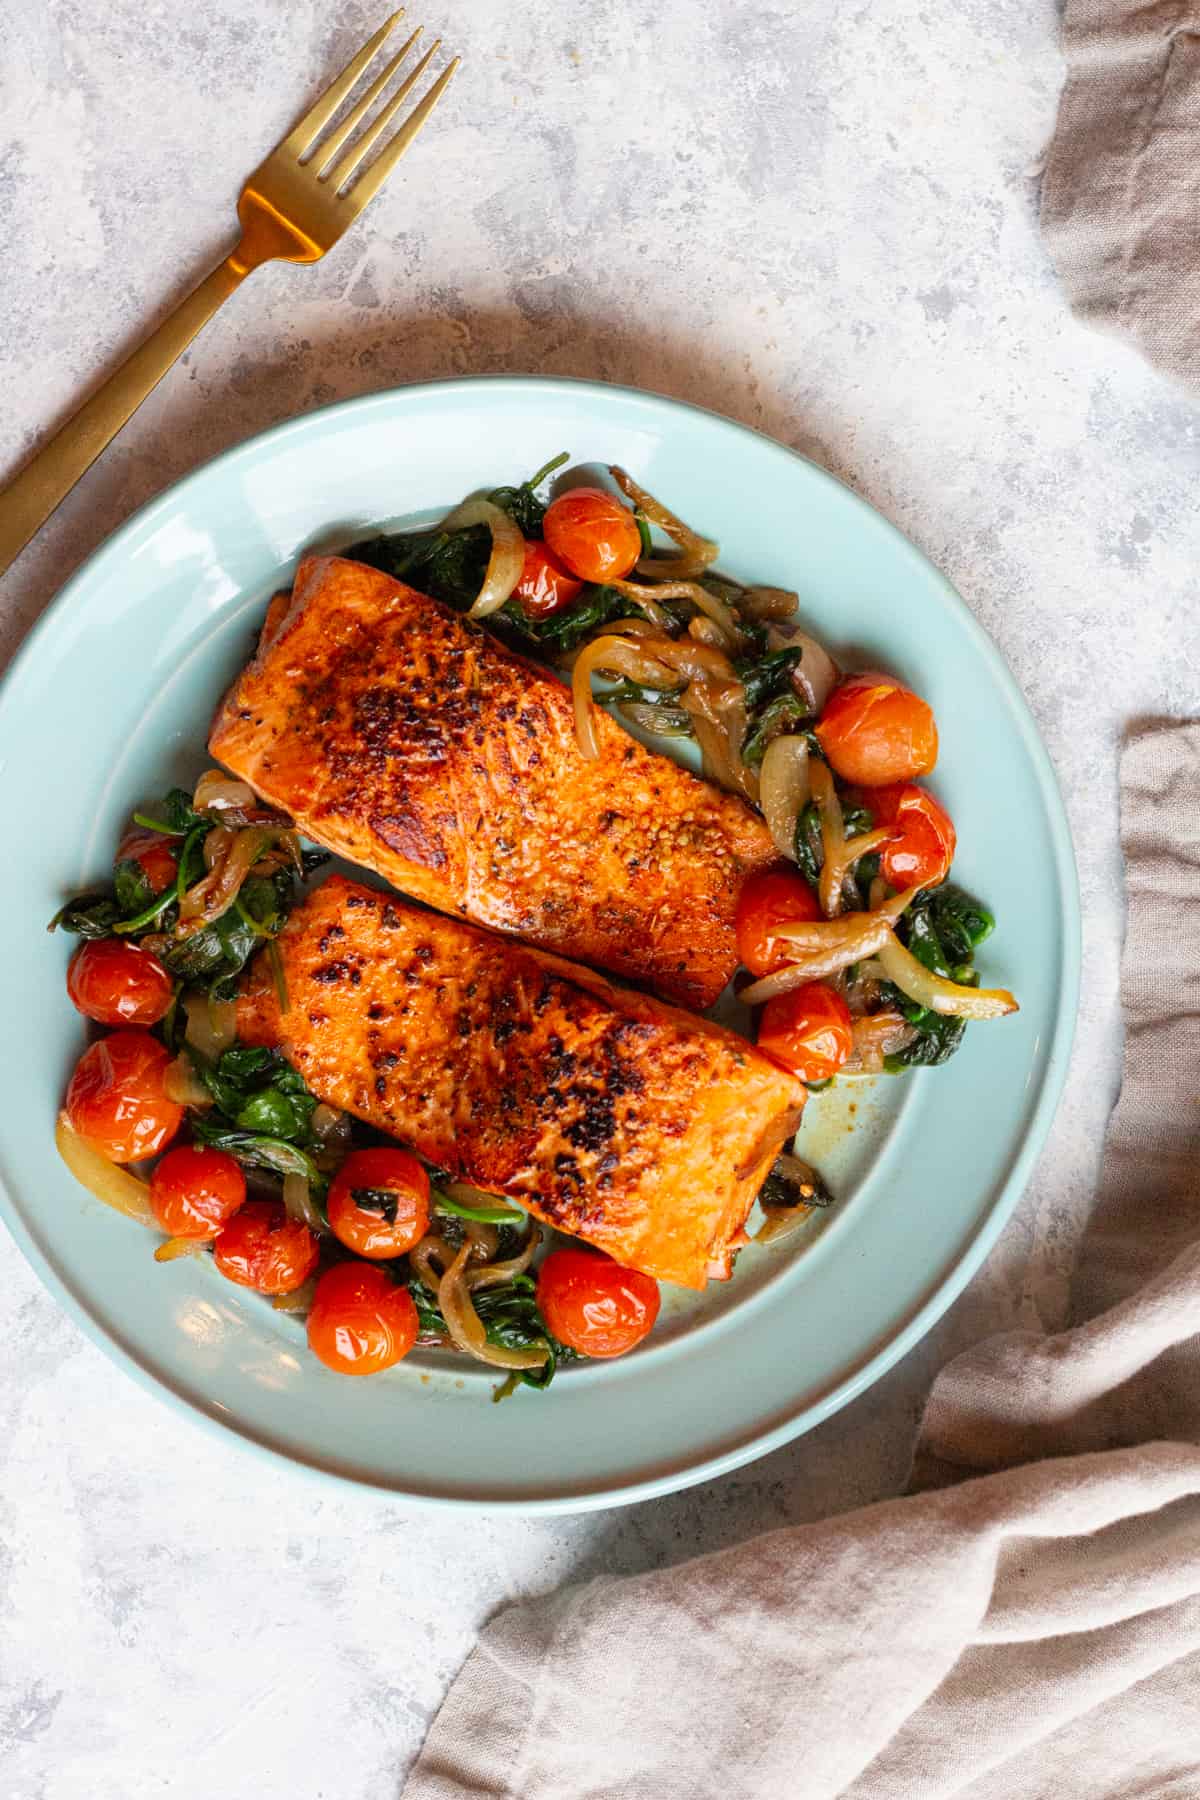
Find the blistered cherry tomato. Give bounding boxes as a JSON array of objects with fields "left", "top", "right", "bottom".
[
  {"left": 536, "top": 1248, "right": 660, "bottom": 1359},
  {"left": 116, "top": 828, "right": 179, "bottom": 895},
  {"left": 870, "top": 782, "right": 957, "bottom": 890},
  {"left": 513, "top": 538, "right": 585, "bottom": 618},
  {"left": 150, "top": 1145, "right": 246, "bottom": 1239},
  {"left": 306, "top": 1262, "right": 419, "bottom": 1375},
  {"left": 64, "top": 1030, "right": 183, "bottom": 1164},
  {"left": 735, "top": 869, "right": 822, "bottom": 977},
  {"left": 67, "top": 938, "right": 174, "bottom": 1027},
  {"left": 212, "top": 1199, "right": 319, "bottom": 1295},
  {"left": 757, "top": 982, "right": 854, "bottom": 1083},
  {"left": 814, "top": 671, "right": 938, "bottom": 787},
  {"left": 542, "top": 487, "right": 642, "bottom": 584},
  {"left": 326, "top": 1147, "right": 431, "bottom": 1260}
]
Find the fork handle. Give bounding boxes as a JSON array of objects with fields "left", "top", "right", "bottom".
[{"left": 0, "top": 256, "right": 248, "bottom": 580}]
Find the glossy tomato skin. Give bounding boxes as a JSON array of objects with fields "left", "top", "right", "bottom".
[
  {"left": 735, "top": 869, "right": 822, "bottom": 977},
  {"left": 117, "top": 828, "right": 179, "bottom": 895},
  {"left": 814, "top": 671, "right": 938, "bottom": 786},
  {"left": 326, "top": 1147, "right": 431, "bottom": 1260},
  {"left": 212, "top": 1200, "right": 319, "bottom": 1295},
  {"left": 150, "top": 1145, "right": 246, "bottom": 1239},
  {"left": 513, "top": 539, "right": 585, "bottom": 618},
  {"left": 67, "top": 938, "right": 174, "bottom": 1027},
  {"left": 757, "top": 982, "right": 854, "bottom": 1083},
  {"left": 542, "top": 487, "right": 642, "bottom": 584},
  {"left": 64, "top": 1030, "right": 183, "bottom": 1164},
  {"left": 870, "top": 782, "right": 957, "bottom": 890},
  {"left": 306, "top": 1263, "right": 419, "bottom": 1375},
  {"left": 536, "top": 1247, "right": 660, "bottom": 1359}
]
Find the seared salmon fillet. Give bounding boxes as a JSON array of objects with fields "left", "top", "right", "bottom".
[
  {"left": 237, "top": 876, "right": 806, "bottom": 1290},
  {"left": 210, "top": 555, "right": 777, "bottom": 1010}
]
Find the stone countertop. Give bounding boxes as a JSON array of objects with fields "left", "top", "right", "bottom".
[{"left": 2, "top": 2, "right": 1195, "bottom": 1794}]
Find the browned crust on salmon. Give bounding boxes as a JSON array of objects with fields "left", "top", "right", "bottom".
[
  {"left": 209, "top": 555, "right": 777, "bottom": 1009},
  {"left": 238, "top": 876, "right": 806, "bottom": 1289}
]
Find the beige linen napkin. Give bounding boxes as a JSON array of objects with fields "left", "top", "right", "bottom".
[
  {"left": 403, "top": 720, "right": 1200, "bottom": 1800},
  {"left": 1042, "top": 2, "right": 1200, "bottom": 388}
]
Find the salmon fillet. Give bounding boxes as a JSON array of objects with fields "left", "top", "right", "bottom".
[
  {"left": 237, "top": 876, "right": 806, "bottom": 1290},
  {"left": 210, "top": 555, "right": 777, "bottom": 1010}
]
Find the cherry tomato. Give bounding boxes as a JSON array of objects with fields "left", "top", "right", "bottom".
[
  {"left": 542, "top": 487, "right": 642, "bottom": 584},
  {"left": 757, "top": 982, "right": 854, "bottom": 1083},
  {"left": 735, "top": 869, "right": 822, "bottom": 977},
  {"left": 116, "top": 828, "right": 179, "bottom": 895},
  {"left": 306, "top": 1262, "right": 419, "bottom": 1375},
  {"left": 814, "top": 671, "right": 938, "bottom": 787},
  {"left": 149, "top": 1145, "right": 246, "bottom": 1240},
  {"left": 212, "top": 1200, "right": 319, "bottom": 1295},
  {"left": 326, "top": 1147, "right": 431, "bottom": 1260},
  {"left": 870, "top": 782, "right": 957, "bottom": 891},
  {"left": 64, "top": 1030, "right": 183, "bottom": 1164},
  {"left": 536, "top": 1247, "right": 660, "bottom": 1359},
  {"left": 513, "top": 538, "right": 585, "bottom": 619},
  {"left": 66, "top": 938, "right": 174, "bottom": 1027}
]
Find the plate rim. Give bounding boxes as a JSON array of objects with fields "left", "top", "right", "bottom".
[{"left": 0, "top": 374, "right": 1081, "bottom": 1511}]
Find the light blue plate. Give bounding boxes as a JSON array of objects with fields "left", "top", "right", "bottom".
[{"left": 0, "top": 378, "right": 1079, "bottom": 1511}]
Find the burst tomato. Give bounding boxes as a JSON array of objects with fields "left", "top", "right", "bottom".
[
  {"left": 150, "top": 1144, "right": 246, "bottom": 1239},
  {"left": 66, "top": 938, "right": 174, "bottom": 1027},
  {"left": 116, "top": 828, "right": 179, "bottom": 895},
  {"left": 212, "top": 1199, "right": 319, "bottom": 1295},
  {"left": 513, "top": 538, "right": 585, "bottom": 618},
  {"left": 64, "top": 1030, "right": 183, "bottom": 1164},
  {"left": 757, "top": 982, "right": 854, "bottom": 1083},
  {"left": 326, "top": 1147, "right": 430, "bottom": 1260},
  {"left": 735, "top": 869, "right": 823, "bottom": 977},
  {"left": 542, "top": 487, "right": 642, "bottom": 584},
  {"left": 536, "top": 1247, "right": 660, "bottom": 1359},
  {"left": 870, "top": 782, "right": 956, "bottom": 890},
  {"left": 306, "top": 1263, "right": 419, "bottom": 1375},
  {"left": 814, "top": 671, "right": 938, "bottom": 786}
]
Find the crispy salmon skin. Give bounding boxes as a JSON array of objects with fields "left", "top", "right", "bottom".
[
  {"left": 210, "top": 555, "right": 777, "bottom": 1009},
  {"left": 238, "top": 876, "right": 806, "bottom": 1290}
]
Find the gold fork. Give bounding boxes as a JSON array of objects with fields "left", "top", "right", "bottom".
[{"left": 0, "top": 12, "right": 458, "bottom": 579}]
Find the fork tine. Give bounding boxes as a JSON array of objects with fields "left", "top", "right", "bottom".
[
  {"left": 325, "top": 40, "right": 442, "bottom": 189},
  {"left": 340, "top": 57, "right": 460, "bottom": 211},
  {"left": 280, "top": 10, "right": 404, "bottom": 159},
  {"left": 311, "top": 26, "right": 424, "bottom": 173}
]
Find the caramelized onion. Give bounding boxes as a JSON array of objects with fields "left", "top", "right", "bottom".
[
  {"left": 739, "top": 586, "right": 800, "bottom": 622},
  {"left": 164, "top": 1052, "right": 212, "bottom": 1108},
  {"left": 439, "top": 498, "right": 526, "bottom": 619},
  {"left": 183, "top": 989, "right": 238, "bottom": 1059},
  {"left": 153, "top": 1236, "right": 208, "bottom": 1264},
  {"left": 759, "top": 735, "right": 811, "bottom": 859},
  {"left": 283, "top": 1172, "right": 327, "bottom": 1236},
  {"left": 464, "top": 1224, "right": 542, "bottom": 1291},
  {"left": 767, "top": 624, "right": 838, "bottom": 714},
  {"left": 874, "top": 932, "right": 1019, "bottom": 1019},
  {"left": 614, "top": 578, "right": 741, "bottom": 649},
  {"left": 739, "top": 889, "right": 920, "bottom": 1004},
  {"left": 192, "top": 771, "right": 261, "bottom": 816},
  {"left": 55, "top": 1115, "right": 156, "bottom": 1227},
  {"left": 842, "top": 1011, "right": 917, "bottom": 1074},
  {"left": 272, "top": 1275, "right": 319, "bottom": 1314},
  {"left": 610, "top": 466, "right": 719, "bottom": 579},
  {"left": 570, "top": 634, "right": 680, "bottom": 759},
  {"left": 438, "top": 1242, "right": 549, "bottom": 1371},
  {"left": 809, "top": 760, "right": 895, "bottom": 918},
  {"left": 176, "top": 826, "right": 283, "bottom": 938}
]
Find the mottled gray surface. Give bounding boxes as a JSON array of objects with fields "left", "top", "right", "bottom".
[{"left": 0, "top": 1, "right": 1195, "bottom": 1795}]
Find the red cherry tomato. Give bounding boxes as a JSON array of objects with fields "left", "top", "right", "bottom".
[
  {"left": 542, "top": 488, "right": 642, "bottom": 584},
  {"left": 212, "top": 1200, "right": 319, "bottom": 1295},
  {"left": 116, "top": 828, "right": 179, "bottom": 895},
  {"left": 513, "top": 538, "right": 585, "bottom": 618},
  {"left": 814, "top": 671, "right": 938, "bottom": 787},
  {"left": 66, "top": 938, "right": 174, "bottom": 1027},
  {"left": 757, "top": 982, "right": 854, "bottom": 1083},
  {"left": 735, "top": 869, "right": 822, "bottom": 977},
  {"left": 536, "top": 1247, "right": 660, "bottom": 1359},
  {"left": 150, "top": 1145, "right": 246, "bottom": 1239},
  {"left": 326, "top": 1147, "right": 431, "bottom": 1260},
  {"left": 869, "top": 782, "right": 957, "bottom": 890},
  {"left": 64, "top": 1030, "right": 183, "bottom": 1164},
  {"left": 306, "top": 1262, "right": 419, "bottom": 1375}
]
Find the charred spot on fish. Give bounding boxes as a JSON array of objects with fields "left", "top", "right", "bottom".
[
  {"left": 367, "top": 1002, "right": 387, "bottom": 1021},
  {"left": 312, "top": 960, "right": 352, "bottom": 985}
]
